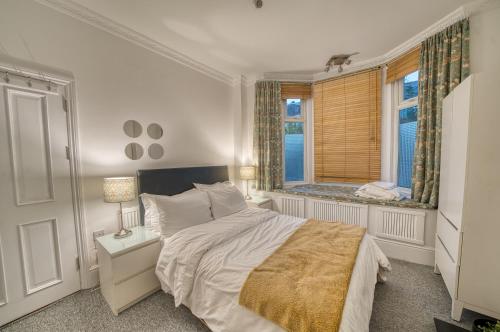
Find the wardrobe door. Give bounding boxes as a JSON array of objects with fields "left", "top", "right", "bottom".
[
  {"left": 439, "top": 92, "right": 453, "bottom": 220},
  {"left": 445, "top": 77, "right": 471, "bottom": 228}
]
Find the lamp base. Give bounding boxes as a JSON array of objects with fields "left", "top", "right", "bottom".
[
  {"left": 244, "top": 179, "right": 252, "bottom": 200},
  {"left": 114, "top": 228, "right": 132, "bottom": 239}
]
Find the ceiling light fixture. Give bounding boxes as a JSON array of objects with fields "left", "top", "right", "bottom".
[
  {"left": 324, "top": 52, "right": 359, "bottom": 73},
  {"left": 254, "top": 0, "right": 263, "bottom": 8}
]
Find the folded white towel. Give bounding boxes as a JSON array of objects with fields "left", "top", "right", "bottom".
[
  {"left": 369, "top": 181, "right": 396, "bottom": 190},
  {"left": 355, "top": 182, "right": 402, "bottom": 201}
]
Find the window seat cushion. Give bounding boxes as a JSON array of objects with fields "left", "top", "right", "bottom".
[{"left": 274, "top": 184, "right": 434, "bottom": 210}]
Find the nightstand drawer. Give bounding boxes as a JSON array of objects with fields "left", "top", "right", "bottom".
[
  {"left": 96, "top": 226, "right": 161, "bottom": 315},
  {"left": 113, "top": 241, "right": 161, "bottom": 284},
  {"left": 114, "top": 267, "right": 160, "bottom": 311}
]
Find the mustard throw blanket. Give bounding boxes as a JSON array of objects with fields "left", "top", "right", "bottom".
[{"left": 239, "top": 219, "right": 366, "bottom": 332}]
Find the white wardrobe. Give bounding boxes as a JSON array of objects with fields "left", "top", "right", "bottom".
[{"left": 436, "top": 74, "right": 500, "bottom": 321}]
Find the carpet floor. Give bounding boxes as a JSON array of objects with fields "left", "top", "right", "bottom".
[{"left": 1, "top": 259, "right": 489, "bottom": 332}]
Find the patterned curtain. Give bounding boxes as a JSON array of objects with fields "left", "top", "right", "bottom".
[
  {"left": 253, "top": 81, "right": 283, "bottom": 191},
  {"left": 412, "top": 18, "right": 470, "bottom": 207}
]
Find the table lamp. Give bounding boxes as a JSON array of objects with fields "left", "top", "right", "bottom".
[
  {"left": 239, "top": 166, "right": 256, "bottom": 200},
  {"left": 103, "top": 177, "right": 136, "bottom": 238}
]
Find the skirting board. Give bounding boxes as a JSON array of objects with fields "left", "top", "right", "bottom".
[
  {"left": 87, "top": 265, "right": 99, "bottom": 289},
  {"left": 373, "top": 237, "right": 435, "bottom": 266}
]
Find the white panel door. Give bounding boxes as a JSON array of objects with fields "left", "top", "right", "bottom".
[{"left": 0, "top": 84, "right": 80, "bottom": 326}]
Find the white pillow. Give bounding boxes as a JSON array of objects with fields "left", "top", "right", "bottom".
[
  {"left": 141, "top": 190, "right": 213, "bottom": 238},
  {"left": 200, "top": 184, "right": 247, "bottom": 219},
  {"left": 140, "top": 194, "right": 161, "bottom": 231},
  {"left": 141, "top": 191, "right": 197, "bottom": 230}
]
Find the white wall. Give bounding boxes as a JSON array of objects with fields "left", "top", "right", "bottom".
[{"left": 0, "top": 0, "right": 235, "bottom": 286}]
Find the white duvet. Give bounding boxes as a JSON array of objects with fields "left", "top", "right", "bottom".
[{"left": 156, "top": 208, "right": 391, "bottom": 332}]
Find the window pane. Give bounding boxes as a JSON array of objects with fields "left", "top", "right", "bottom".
[
  {"left": 403, "top": 71, "right": 419, "bottom": 101},
  {"left": 398, "top": 106, "right": 418, "bottom": 188},
  {"left": 284, "top": 122, "right": 304, "bottom": 182},
  {"left": 286, "top": 99, "right": 301, "bottom": 118}
]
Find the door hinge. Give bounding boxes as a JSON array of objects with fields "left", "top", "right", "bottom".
[
  {"left": 62, "top": 97, "right": 68, "bottom": 112},
  {"left": 76, "top": 257, "right": 80, "bottom": 271},
  {"left": 65, "top": 146, "right": 70, "bottom": 160}
]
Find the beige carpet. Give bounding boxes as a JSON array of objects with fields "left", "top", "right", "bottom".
[{"left": 1, "top": 259, "right": 490, "bottom": 332}]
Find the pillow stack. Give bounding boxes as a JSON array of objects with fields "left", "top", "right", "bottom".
[{"left": 140, "top": 182, "right": 247, "bottom": 238}]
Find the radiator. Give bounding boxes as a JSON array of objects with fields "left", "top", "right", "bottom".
[
  {"left": 122, "top": 206, "right": 140, "bottom": 228},
  {"left": 307, "top": 199, "right": 368, "bottom": 227},
  {"left": 375, "top": 207, "right": 425, "bottom": 245},
  {"left": 276, "top": 196, "right": 305, "bottom": 218}
]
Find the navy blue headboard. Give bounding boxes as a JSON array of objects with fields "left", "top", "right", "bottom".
[{"left": 136, "top": 165, "right": 229, "bottom": 225}]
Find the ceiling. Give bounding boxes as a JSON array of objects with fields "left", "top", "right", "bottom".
[{"left": 71, "top": 0, "right": 471, "bottom": 79}]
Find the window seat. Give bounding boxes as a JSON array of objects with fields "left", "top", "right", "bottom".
[{"left": 274, "top": 184, "right": 434, "bottom": 210}]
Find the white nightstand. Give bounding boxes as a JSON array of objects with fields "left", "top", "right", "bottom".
[
  {"left": 96, "top": 226, "right": 161, "bottom": 315},
  {"left": 246, "top": 196, "right": 273, "bottom": 209}
]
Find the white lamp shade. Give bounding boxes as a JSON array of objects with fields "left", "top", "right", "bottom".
[
  {"left": 103, "top": 177, "right": 136, "bottom": 203},
  {"left": 239, "top": 166, "right": 256, "bottom": 180}
]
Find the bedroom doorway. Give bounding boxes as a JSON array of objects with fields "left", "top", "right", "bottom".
[{"left": 0, "top": 70, "right": 81, "bottom": 326}]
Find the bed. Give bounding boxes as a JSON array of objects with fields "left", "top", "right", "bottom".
[{"left": 137, "top": 166, "right": 391, "bottom": 332}]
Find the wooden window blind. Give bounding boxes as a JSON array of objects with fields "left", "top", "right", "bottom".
[
  {"left": 386, "top": 47, "right": 420, "bottom": 83},
  {"left": 314, "top": 68, "right": 381, "bottom": 183},
  {"left": 281, "top": 83, "right": 312, "bottom": 99}
]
